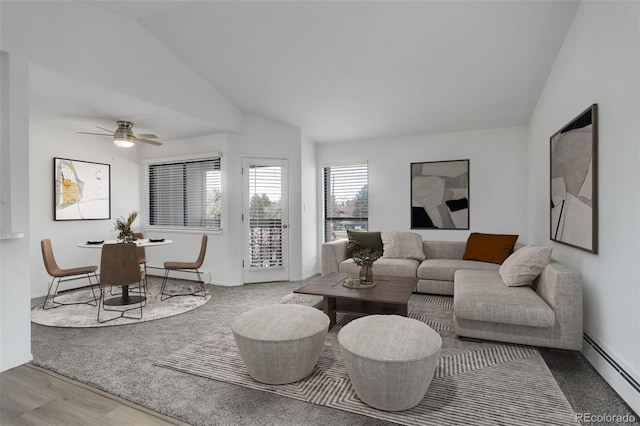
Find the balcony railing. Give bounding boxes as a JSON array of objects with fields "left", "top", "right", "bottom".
[{"left": 248, "top": 218, "right": 283, "bottom": 268}]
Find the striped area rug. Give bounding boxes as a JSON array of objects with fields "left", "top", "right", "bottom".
[{"left": 154, "top": 294, "right": 578, "bottom": 425}]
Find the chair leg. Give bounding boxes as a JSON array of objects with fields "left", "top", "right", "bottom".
[
  {"left": 160, "top": 268, "right": 207, "bottom": 301},
  {"left": 143, "top": 263, "right": 148, "bottom": 292},
  {"left": 88, "top": 272, "right": 100, "bottom": 304},
  {"left": 128, "top": 265, "right": 148, "bottom": 308},
  {"left": 97, "top": 281, "right": 145, "bottom": 324},
  {"left": 42, "top": 277, "right": 61, "bottom": 310},
  {"left": 195, "top": 270, "right": 207, "bottom": 297},
  {"left": 160, "top": 269, "right": 171, "bottom": 301},
  {"left": 43, "top": 273, "right": 99, "bottom": 310}
]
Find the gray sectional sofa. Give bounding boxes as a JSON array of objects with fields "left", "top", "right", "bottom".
[
  {"left": 321, "top": 235, "right": 583, "bottom": 350},
  {"left": 322, "top": 239, "right": 505, "bottom": 295}
]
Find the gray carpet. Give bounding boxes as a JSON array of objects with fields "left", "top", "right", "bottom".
[
  {"left": 30, "top": 278, "right": 638, "bottom": 425},
  {"left": 539, "top": 349, "right": 639, "bottom": 425}
]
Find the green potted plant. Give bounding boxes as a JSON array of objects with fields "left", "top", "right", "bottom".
[
  {"left": 352, "top": 248, "right": 382, "bottom": 284},
  {"left": 114, "top": 210, "right": 138, "bottom": 241}
]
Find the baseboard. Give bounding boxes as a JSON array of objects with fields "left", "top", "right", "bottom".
[
  {"left": 146, "top": 265, "right": 211, "bottom": 284},
  {"left": 300, "top": 271, "right": 321, "bottom": 281},
  {"left": 582, "top": 333, "right": 640, "bottom": 415},
  {"left": 1, "top": 353, "right": 33, "bottom": 373},
  {"left": 209, "top": 280, "right": 242, "bottom": 287}
]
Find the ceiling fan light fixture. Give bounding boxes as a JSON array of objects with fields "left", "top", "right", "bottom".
[
  {"left": 113, "top": 137, "right": 135, "bottom": 148},
  {"left": 79, "top": 120, "right": 161, "bottom": 147},
  {"left": 113, "top": 122, "right": 135, "bottom": 147}
]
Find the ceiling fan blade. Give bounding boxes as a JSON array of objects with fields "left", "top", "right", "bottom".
[
  {"left": 135, "top": 138, "right": 162, "bottom": 146},
  {"left": 96, "top": 126, "right": 115, "bottom": 134},
  {"left": 132, "top": 133, "right": 158, "bottom": 139},
  {"left": 77, "top": 132, "right": 113, "bottom": 136}
]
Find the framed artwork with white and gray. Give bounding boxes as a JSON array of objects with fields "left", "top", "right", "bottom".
[
  {"left": 411, "top": 159, "right": 469, "bottom": 229},
  {"left": 54, "top": 157, "right": 111, "bottom": 221},
  {"left": 550, "top": 104, "right": 598, "bottom": 253}
]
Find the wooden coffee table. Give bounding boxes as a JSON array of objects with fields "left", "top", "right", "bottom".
[{"left": 294, "top": 272, "right": 417, "bottom": 329}]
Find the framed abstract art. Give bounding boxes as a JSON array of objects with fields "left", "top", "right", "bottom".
[
  {"left": 411, "top": 159, "right": 469, "bottom": 229},
  {"left": 54, "top": 157, "right": 111, "bottom": 220},
  {"left": 550, "top": 104, "right": 598, "bottom": 253}
]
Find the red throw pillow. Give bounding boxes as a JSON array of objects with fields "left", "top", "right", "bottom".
[{"left": 463, "top": 233, "right": 519, "bottom": 264}]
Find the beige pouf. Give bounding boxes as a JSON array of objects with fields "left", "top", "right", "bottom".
[
  {"left": 231, "top": 304, "right": 329, "bottom": 384},
  {"left": 338, "top": 315, "right": 442, "bottom": 411}
]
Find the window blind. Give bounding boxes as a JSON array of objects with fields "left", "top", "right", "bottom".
[
  {"left": 146, "top": 157, "right": 221, "bottom": 229},
  {"left": 323, "top": 164, "right": 368, "bottom": 242}
]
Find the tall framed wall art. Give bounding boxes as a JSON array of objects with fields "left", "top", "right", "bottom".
[{"left": 550, "top": 104, "right": 598, "bottom": 253}]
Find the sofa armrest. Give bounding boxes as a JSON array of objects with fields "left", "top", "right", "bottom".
[
  {"left": 321, "top": 239, "right": 349, "bottom": 275},
  {"left": 534, "top": 261, "right": 583, "bottom": 349}
]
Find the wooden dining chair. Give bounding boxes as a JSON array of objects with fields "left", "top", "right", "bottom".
[
  {"left": 160, "top": 235, "right": 208, "bottom": 301},
  {"left": 108, "top": 232, "right": 148, "bottom": 297},
  {"left": 98, "top": 243, "right": 146, "bottom": 323},
  {"left": 41, "top": 239, "right": 99, "bottom": 310}
]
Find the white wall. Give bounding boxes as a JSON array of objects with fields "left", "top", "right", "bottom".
[
  {"left": 0, "top": 0, "right": 314, "bottom": 373},
  {"left": 29, "top": 113, "right": 312, "bottom": 290},
  {"left": 317, "top": 126, "right": 529, "bottom": 242},
  {"left": 136, "top": 133, "right": 236, "bottom": 286},
  {"left": 301, "top": 133, "right": 319, "bottom": 279},
  {"left": 0, "top": 0, "right": 243, "bottom": 295},
  {"left": 1, "top": 51, "right": 32, "bottom": 371},
  {"left": 29, "top": 115, "right": 310, "bottom": 292},
  {"left": 527, "top": 1, "right": 640, "bottom": 412},
  {"left": 29, "top": 123, "right": 141, "bottom": 297},
  {"left": 138, "top": 114, "right": 310, "bottom": 285},
  {"left": 228, "top": 114, "right": 306, "bottom": 281}
]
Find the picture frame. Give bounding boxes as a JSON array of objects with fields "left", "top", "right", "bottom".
[
  {"left": 411, "top": 159, "right": 469, "bottom": 229},
  {"left": 550, "top": 104, "right": 598, "bottom": 253},
  {"left": 54, "top": 157, "right": 111, "bottom": 221}
]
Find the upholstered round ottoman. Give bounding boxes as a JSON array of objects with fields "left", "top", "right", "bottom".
[
  {"left": 338, "top": 315, "right": 442, "bottom": 411},
  {"left": 231, "top": 304, "right": 330, "bottom": 384}
]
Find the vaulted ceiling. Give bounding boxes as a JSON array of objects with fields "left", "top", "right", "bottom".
[{"left": 42, "top": 1, "right": 581, "bottom": 143}]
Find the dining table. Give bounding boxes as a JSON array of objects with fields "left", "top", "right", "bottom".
[{"left": 77, "top": 238, "right": 173, "bottom": 306}]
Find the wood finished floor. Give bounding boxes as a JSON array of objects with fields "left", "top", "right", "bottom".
[{"left": 0, "top": 364, "right": 184, "bottom": 426}]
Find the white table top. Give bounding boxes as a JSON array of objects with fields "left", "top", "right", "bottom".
[{"left": 77, "top": 238, "right": 173, "bottom": 248}]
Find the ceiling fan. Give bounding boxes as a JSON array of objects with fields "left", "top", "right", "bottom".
[{"left": 78, "top": 120, "right": 162, "bottom": 147}]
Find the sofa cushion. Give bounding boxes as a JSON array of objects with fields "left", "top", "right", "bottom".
[
  {"left": 422, "top": 240, "right": 467, "bottom": 260},
  {"left": 462, "top": 233, "right": 519, "bottom": 264},
  {"left": 454, "top": 270, "right": 555, "bottom": 328},
  {"left": 418, "top": 259, "right": 499, "bottom": 281},
  {"left": 347, "top": 231, "right": 383, "bottom": 258},
  {"left": 339, "top": 258, "right": 419, "bottom": 278},
  {"left": 499, "top": 246, "right": 552, "bottom": 287},
  {"left": 381, "top": 231, "right": 425, "bottom": 261}
]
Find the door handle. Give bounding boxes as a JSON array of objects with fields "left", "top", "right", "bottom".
[{"left": 282, "top": 224, "right": 288, "bottom": 229}]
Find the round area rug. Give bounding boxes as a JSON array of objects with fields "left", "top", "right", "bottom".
[{"left": 31, "top": 280, "right": 211, "bottom": 328}]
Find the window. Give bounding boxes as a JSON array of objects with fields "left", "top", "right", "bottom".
[
  {"left": 323, "top": 164, "right": 368, "bottom": 242},
  {"left": 145, "top": 157, "right": 221, "bottom": 230}
]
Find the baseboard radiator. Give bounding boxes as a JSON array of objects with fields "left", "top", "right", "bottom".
[{"left": 584, "top": 333, "right": 640, "bottom": 394}]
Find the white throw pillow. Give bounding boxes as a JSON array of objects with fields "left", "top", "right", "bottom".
[
  {"left": 380, "top": 231, "right": 425, "bottom": 261},
  {"left": 499, "top": 245, "right": 552, "bottom": 287}
]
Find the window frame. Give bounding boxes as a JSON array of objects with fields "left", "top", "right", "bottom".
[
  {"left": 322, "top": 162, "right": 369, "bottom": 243},
  {"left": 142, "top": 152, "right": 222, "bottom": 233}
]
